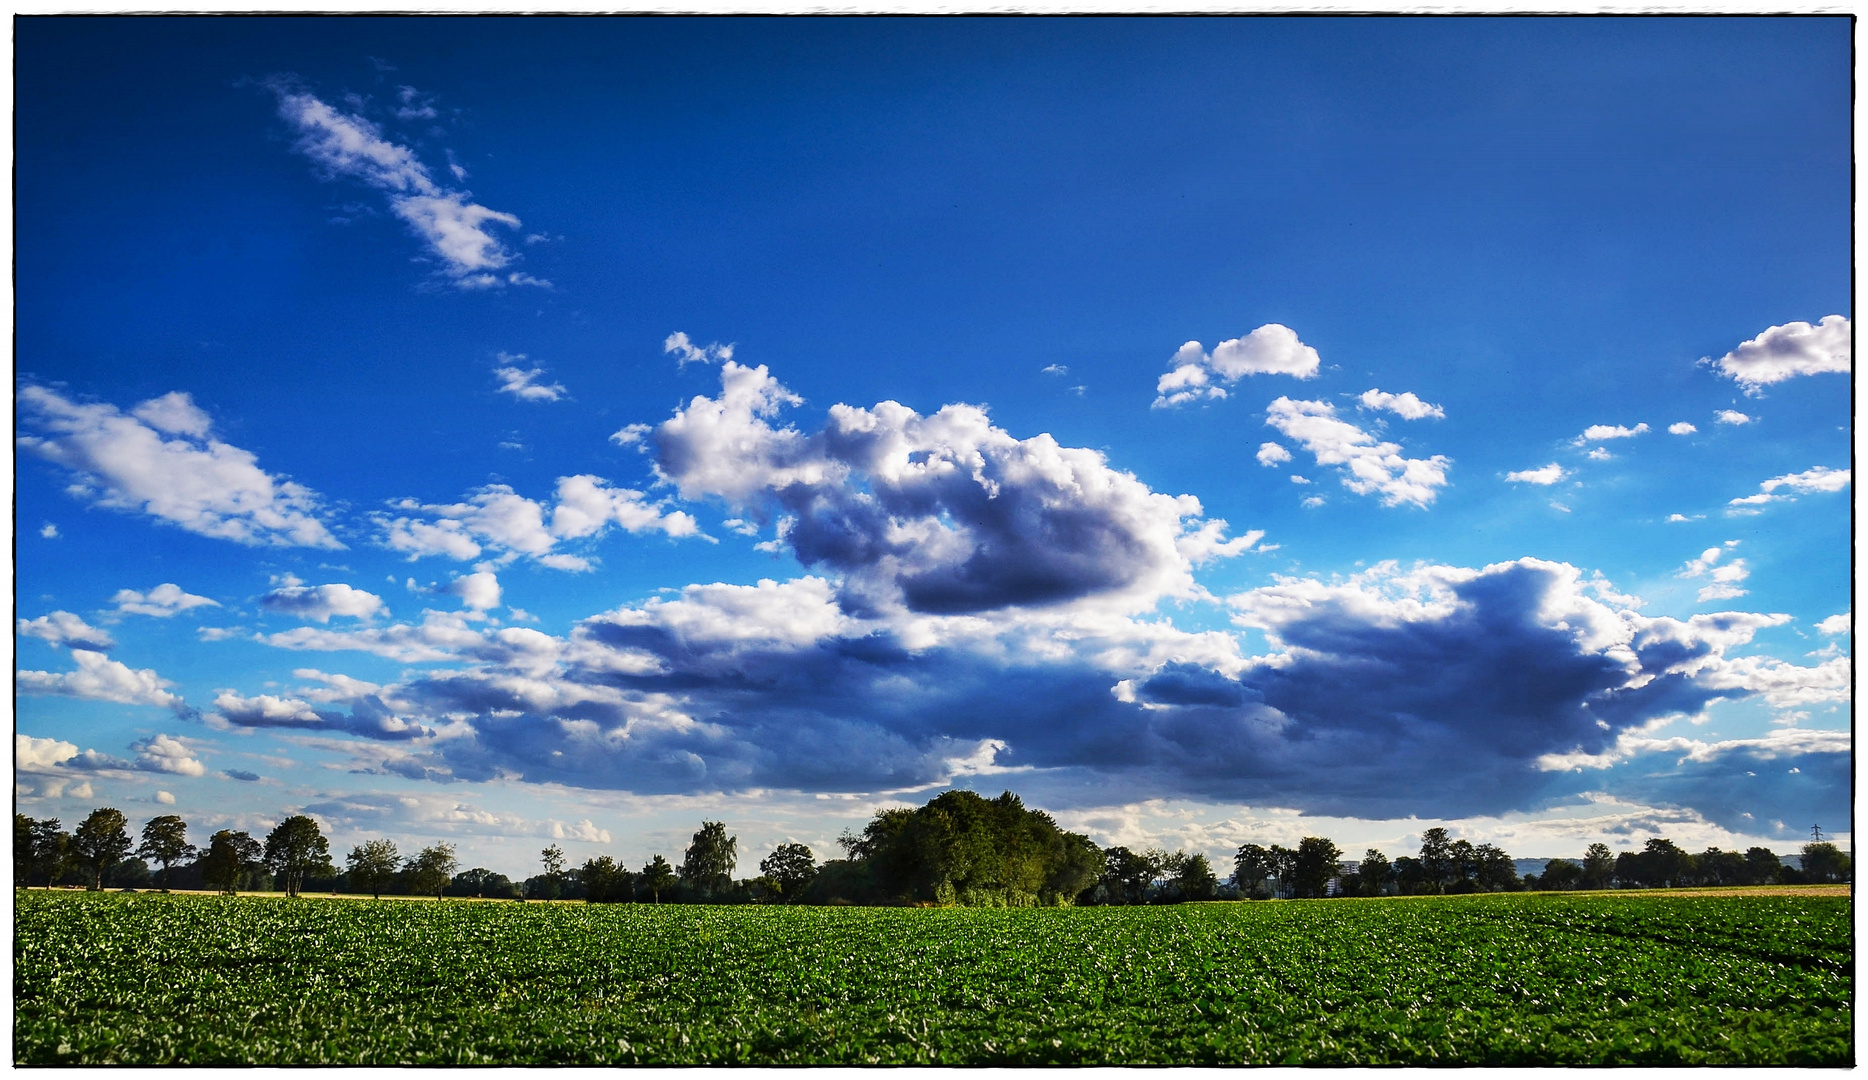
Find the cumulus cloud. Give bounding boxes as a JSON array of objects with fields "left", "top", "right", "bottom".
[
  {"left": 1256, "top": 442, "right": 1292, "bottom": 467},
  {"left": 131, "top": 733, "right": 207, "bottom": 777},
  {"left": 1703, "top": 315, "right": 1850, "bottom": 394},
  {"left": 271, "top": 86, "right": 538, "bottom": 288},
  {"left": 665, "top": 332, "right": 734, "bottom": 367},
  {"left": 18, "top": 649, "right": 180, "bottom": 707},
  {"left": 1153, "top": 324, "right": 1320, "bottom": 408},
  {"left": 112, "top": 583, "right": 220, "bottom": 618},
  {"left": 260, "top": 580, "right": 388, "bottom": 623},
  {"left": 447, "top": 571, "right": 502, "bottom": 612},
  {"left": 1815, "top": 613, "right": 1849, "bottom": 636},
  {"left": 18, "top": 612, "right": 116, "bottom": 651},
  {"left": 1668, "top": 422, "right": 1697, "bottom": 435},
  {"left": 655, "top": 362, "right": 1261, "bottom": 615},
  {"left": 40, "top": 523, "right": 59, "bottom": 539},
  {"left": 1264, "top": 397, "right": 1450, "bottom": 508},
  {"left": 1358, "top": 389, "right": 1445, "bottom": 421},
  {"left": 1715, "top": 410, "right": 1752, "bottom": 426},
  {"left": 609, "top": 423, "right": 652, "bottom": 449},
  {"left": 18, "top": 386, "right": 340, "bottom": 549},
  {"left": 1505, "top": 464, "right": 1565, "bottom": 486},
  {"left": 1572, "top": 422, "right": 1648, "bottom": 445},
  {"left": 379, "top": 476, "right": 701, "bottom": 569},
  {"left": 493, "top": 355, "right": 566, "bottom": 402},
  {"left": 212, "top": 689, "right": 432, "bottom": 741},
  {"left": 1726, "top": 466, "right": 1851, "bottom": 512}
]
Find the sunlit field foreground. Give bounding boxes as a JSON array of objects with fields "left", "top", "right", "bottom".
[{"left": 15, "top": 889, "right": 1849, "bottom": 1065}]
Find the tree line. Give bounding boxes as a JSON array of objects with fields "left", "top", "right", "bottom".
[{"left": 17, "top": 799, "right": 1853, "bottom": 906}]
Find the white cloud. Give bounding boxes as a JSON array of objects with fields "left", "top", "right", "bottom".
[
  {"left": 664, "top": 331, "right": 734, "bottom": 367},
  {"left": 655, "top": 362, "right": 1260, "bottom": 614},
  {"left": 395, "top": 84, "right": 437, "bottom": 120},
  {"left": 261, "top": 582, "right": 388, "bottom": 623},
  {"left": 272, "top": 87, "right": 534, "bottom": 287},
  {"left": 18, "top": 386, "right": 341, "bottom": 549},
  {"left": 17, "top": 734, "right": 82, "bottom": 771},
  {"left": 1668, "top": 422, "right": 1697, "bottom": 435},
  {"left": 1726, "top": 467, "right": 1851, "bottom": 512},
  {"left": 447, "top": 571, "right": 502, "bottom": 612},
  {"left": 1572, "top": 422, "right": 1648, "bottom": 445},
  {"left": 1586, "top": 448, "right": 1611, "bottom": 462},
  {"left": 382, "top": 476, "right": 701, "bottom": 570},
  {"left": 609, "top": 423, "right": 651, "bottom": 449},
  {"left": 493, "top": 355, "right": 567, "bottom": 402},
  {"left": 18, "top": 612, "right": 116, "bottom": 651},
  {"left": 131, "top": 733, "right": 208, "bottom": 777},
  {"left": 1041, "top": 364, "right": 1069, "bottom": 376},
  {"left": 1358, "top": 389, "right": 1445, "bottom": 421},
  {"left": 1289, "top": 475, "right": 1310, "bottom": 485},
  {"left": 155, "top": 790, "right": 177, "bottom": 805},
  {"left": 1505, "top": 463, "right": 1565, "bottom": 486},
  {"left": 18, "top": 649, "right": 180, "bottom": 707},
  {"left": 1301, "top": 495, "right": 1324, "bottom": 509},
  {"left": 113, "top": 583, "right": 220, "bottom": 618},
  {"left": 1256, "top": 442, "right": 1292, "bottom": 467},
  {"left": 40, "top": 523, "right": 58, "bottom": 539},
  {"left": 1760, "top": 466, "right": 1851, "bottom": 494},
  {"left": 1675, "top": 544, "right": 1749, "bottom": 602},
  {"left": 1667, "top": 514, "right": 1703, "bottom": 522},
  {"left": 1264, "top": 397, "right": 1450, "bottom": 508},
  {"left": 1153, "top": 324, "right": 1320, "bottom": 408},
  {"left": 1703, "top": 315, "right": 1850, "bottom": 394},
  {"left": 1815, "top": 614, "right": 1849, "bottom": 636},
  {"left": 1715, "top": 410, "right": 1752, "bottom": 426}
]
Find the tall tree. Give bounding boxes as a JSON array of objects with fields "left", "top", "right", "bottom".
[
  {"left": 1743, "top": 846, "right": 1783, "bottom": 885},
  {"left": 202, "top": 830, "right": 263, "bottom": 895},
  {"left": 1292, "top": 836, "right": 1342, "bottom": 899},
  {"left": 1233, "top": 844, "right": 1275, "bottom": 899},
  {"left": 580, "top": 856, "right": 634, "bottom": 903},
  {"left": 1418, "top": 828, "right": 1454, "bottom": 893},
  {"left": 1537, "top": 858, "right": 1582, "bottom": 890},
  {"left": 681, "top": 821, "right": 738, "bottom": 900},
  {"left": 639, "top": 855, "right": 677, "bottom": 903},
  {"left": 262, "top": 816, "right": 334, "bottom": 897},
  {"left": 1580, "top": 843, "right": 1616, "bottom": 890},
  {"left": 345, "top": 839, "right": 401, "bottom": 899},
  {"left": 1356, "top": 849, "right": 1393, "bottom": 897},
  {"left": 16, "top": 816, "right": 70, "bottom": 887},
  {"left": 1102, "top": 846, "right": 1160, "bottom": 905},
  {"left": 137, "top": 816, "right": 196, "bottom": 891},
  {"left": 1171, "top": 852, "right": 1218, "bottom": 901},
  {"left": 538, "top": 844, "right": 566, "bottom": 900},
  {"left": 759, "top": 842, "right": 818, "bottom": 901},
  {"left": 73, "top": 808, "right": 133, "bottom": 891},
  {"left": 1800, "top": 842, "right": 1851, "bottom": 884},
  {"left": 1472, "top": 844, "right": 1519, "bottom": 892},
  {"left": 406, "top": 843, "right": 458, "bottom": 899}
]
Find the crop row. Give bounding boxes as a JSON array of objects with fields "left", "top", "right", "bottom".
[{"left": 14, "top": 890, "right": 1851, "bottom": 1065}]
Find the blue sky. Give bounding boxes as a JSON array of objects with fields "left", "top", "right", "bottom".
[{"left": 16, "top": 17, "right": 1852, "bottom": 878}]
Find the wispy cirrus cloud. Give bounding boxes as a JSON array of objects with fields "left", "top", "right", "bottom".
[
  {"left": 113, "top": 583, "right": 220, "bottom": 618},
  {"left": 271, "top": 84, "right": 543, "bottom": 289},
  {"left": 492, "top": 353, "right": 567, "bottom": 402},
  {"left": 18, "top": 386, "right": 341, "bottom": 549}
]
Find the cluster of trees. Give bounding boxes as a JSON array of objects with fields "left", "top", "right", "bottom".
[
  {"left": 1522, "top": 838, "right": 1852, "bottom": 891},
  {"left": 18, "top": 801, "right": 1852, "bottom": 907}
]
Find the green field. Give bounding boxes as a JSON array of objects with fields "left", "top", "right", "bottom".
[{"left": 13, "top": 889, "right": 1851, "bottom": 1065}]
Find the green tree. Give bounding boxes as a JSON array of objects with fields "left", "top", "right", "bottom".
[
  {"left": 202, "top": 830, "right": 263, "bottom": 895},
  {"left": 1232, "top": 843, "right": 1275, "bottom": 899},
  {"left": 1101, "top": 846, "right": 1159, "bottom": 905},
  {"left": 16, "top": 816, "right": 71, "bottom": 888},
  {"left": 1418, "top": 827, "right": 1454, "bottom": 893},
  {"left": 1171, "top": 852, "right": 1218, "bottom": 901},
  {"left": 73, "top": 808, "right": 133, "bottom": 891},
  {"left": 1695, "top": 847, "right": 1747, "bottom": 887},
  {"left": 580, "top": 856, "right": 634, "bottom": 903},
  {"left": 1800, "top": 842, "right": 1851, "bottom": 884},
  {"left": 536, "top": 844, "right": 566, "bottom": 900},
  {"left": 345, "top": 839, "right": 400, "bottom": 899},
  {"left": 137, "top": 815, "right": 196, "bottom": 891},
  {"left": 263, "top": 816, "right": 334, "bottom": 897},
  {"left": 639, "top": 854, "right": 677, "bottom": 903},
  {"left": 1537, "top": 858, "right": 1582, "bottom": 890},
  {"left": 1743, "top": 846, "right": 1783, "bottom": 885},
  {"left": 759, "top": 842, "right": 819, "bottom": 901},
  {"left": 681, "top": 821, "right": 738, "bottom": 900},
  {"left": 1473, "top": 843, "right": 1519, "bottom": 892},
  {"left": 406, "top": 843, "right": 458, "bottom": 899},
  {"left": 1356, "top": 849, "right": 1392, "bottom": 897},
  {"left": 1580, "top": 843, "right": 1615, "bottom": 890},
  {"left": 1291, "top": 836, "right": 1341, "bottom": 899}
]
